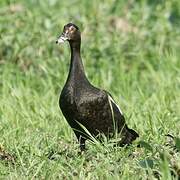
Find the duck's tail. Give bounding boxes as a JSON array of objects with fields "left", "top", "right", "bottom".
[{"left": 119, "top": 126, "right": 139, "bottom": 146}]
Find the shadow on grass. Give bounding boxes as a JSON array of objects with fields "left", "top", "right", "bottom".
[{"left": 0, "top": 145, "right": 16, "bottom": 165}]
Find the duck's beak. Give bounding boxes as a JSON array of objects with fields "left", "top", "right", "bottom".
[{"left": 56, "top": 33, "right": 68, "bottom": 44}]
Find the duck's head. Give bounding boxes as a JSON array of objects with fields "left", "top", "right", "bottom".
[{"left": 56, "top": 23, "right": 80, "bottom": 44}]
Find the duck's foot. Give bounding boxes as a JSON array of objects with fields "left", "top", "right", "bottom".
[{"left": 80, "top": 143, "right": 86, "bottom": 151}]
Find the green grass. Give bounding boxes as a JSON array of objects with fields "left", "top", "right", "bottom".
[{"left": 0, "top": 0, "right": 180, "bottom": 179}]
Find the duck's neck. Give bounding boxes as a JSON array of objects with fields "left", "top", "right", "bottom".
[{"left": 67, "top": 40, "right": 88, "bottom": 85}]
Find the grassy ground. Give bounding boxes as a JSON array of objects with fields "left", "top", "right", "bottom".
[{"left": 0, "top": 0, "right": 180, "bottom": 179}]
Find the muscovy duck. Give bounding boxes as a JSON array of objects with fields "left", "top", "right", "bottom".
[{"left": 56, "top": 23, "right": 139, "bottom": 151}]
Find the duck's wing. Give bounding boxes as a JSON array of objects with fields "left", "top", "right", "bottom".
[
  {"left": 75, "top": 90, "right": 114, "bottom": 135},
  {"left": 76, "top": 89, "right": 139, "bottom": 143}
]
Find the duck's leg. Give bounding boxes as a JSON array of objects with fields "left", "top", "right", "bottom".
[
  {"left": 79, "top": 135, "right": 86, "bottom": 151},
  {"left": 74, "top": 132, "right": 86, "bottom": 151}
]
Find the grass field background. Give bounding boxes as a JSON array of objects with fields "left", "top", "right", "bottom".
[{"left": 0, "top": 0, "right": 180, "bottom": 179}]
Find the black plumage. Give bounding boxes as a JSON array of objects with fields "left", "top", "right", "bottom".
[{"left": 56, "top": 23, "right": 139, "bottom": 151}]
